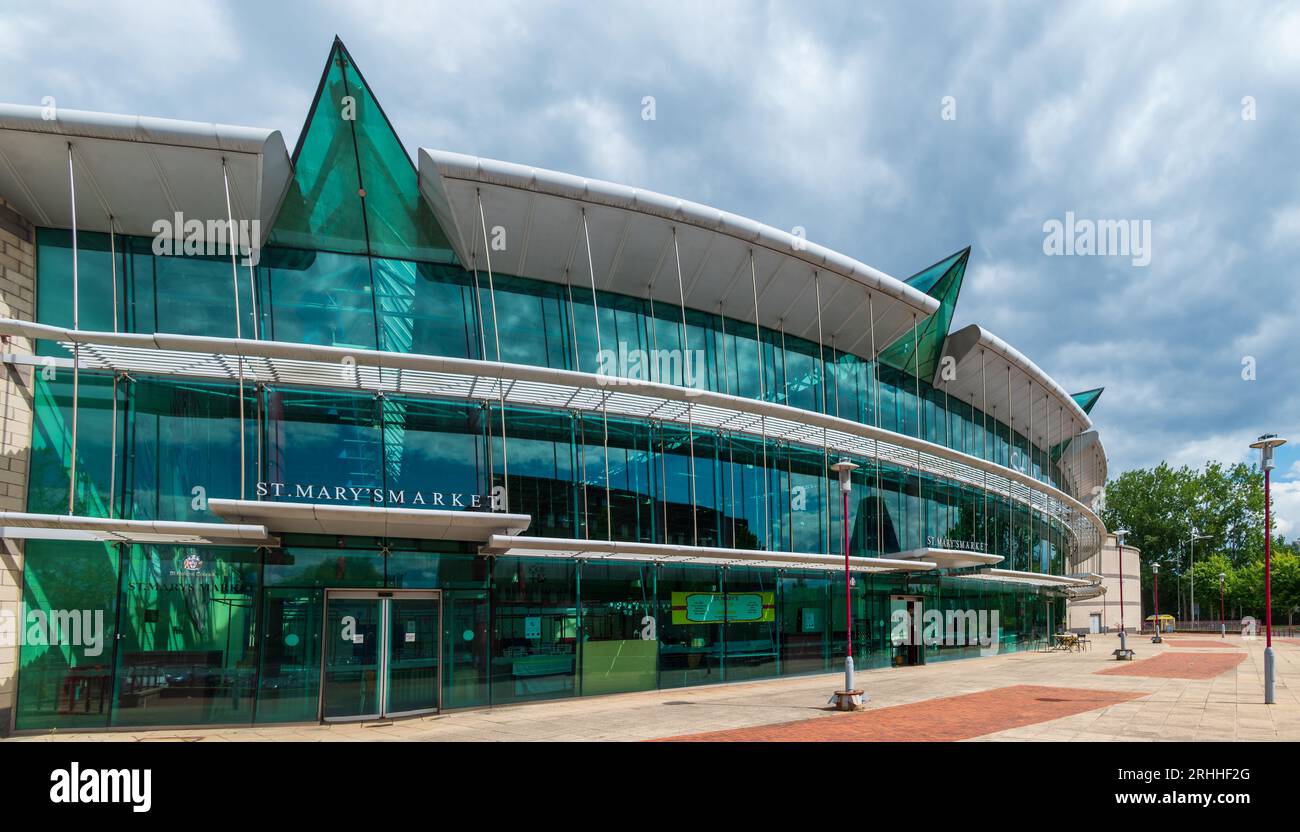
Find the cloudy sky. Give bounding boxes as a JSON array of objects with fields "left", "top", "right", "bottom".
[{"left": 3, "top": 0, "right": 1299, "bottom": 529}]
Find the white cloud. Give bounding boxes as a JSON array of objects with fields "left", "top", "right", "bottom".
[
  {"left": 1162, "top": 433, "right": 1254, "bottom": 470},
  {"left": 1269, "top": 204, "right": 1300, "bottom": 246},
  {"left": 1, "top": 1, "right": 1298, "bottom": 486},
  {"left": 1270, "top": 478, "right": 1300, "bottom": 538}
]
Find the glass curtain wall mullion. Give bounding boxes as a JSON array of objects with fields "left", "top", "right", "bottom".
[
  {"left": 748, "top": 251, "right": 770, "bottom": 551},
  {"left": 579, "top": 208, "right": 612, "bottom": 538},
  {"left": 670, "top": 228, "right": 698, "bottom": 547},
  {"left": 912, "top": 314, "right": 922, "bottom": 552},
  {"left": 476, "top": 190, "right": 510, "bottom": 514},
  {"left": 867, "top": 296, "right": 882, "bottom": 557},
  {"left": 814, "top": 272, "right": 830, "bottom": 558}
]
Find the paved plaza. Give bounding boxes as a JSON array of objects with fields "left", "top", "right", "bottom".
[{"left": 7, "top": 634, "right": 1297, "bottom": 742}]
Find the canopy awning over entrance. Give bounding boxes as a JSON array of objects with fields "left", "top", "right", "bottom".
[
  {"left": 208, "top": 499, "right": 531, "bottom": 542},
  {"left": 0, "top": 103, "right": 292, "bottom": 243},
  {"left": 949, "top": 568, "right": 1095, "bottom": 589},
  {"left": 0, "top": 511, "right": 277, "bottom": 547},
  {"left": 479, "top": 535, "right": 938, "bottom": 573},
  {"left": 890, "top": 547, "right": 1004, "bottom": 569}
]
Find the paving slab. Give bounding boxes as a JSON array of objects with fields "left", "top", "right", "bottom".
[{"left": 5, "top": 635, "right": 1295, "bottom": 742}]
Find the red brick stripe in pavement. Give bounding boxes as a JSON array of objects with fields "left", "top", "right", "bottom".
[
  {"left": 1096, "top": 651, "right": 1245, "bottom": 679},
  {"left": 653, "top": 684, "right": 1145, "bottom": 742},
  {"left": 1162, "top": 639, "right": 1246, "bottom": 649}
]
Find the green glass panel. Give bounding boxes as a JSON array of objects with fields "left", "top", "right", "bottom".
[
  {"left": 490, "top": 557, "right": 577, "bottom": 704},
  {"left": 382, "top": 397, "right": 484, "bottom": 511},
  {"left": 373, "top": 259, "right": 482, "bottom": 358},
  {"left": 656, "top": 564, "right": 722, "bottom": 688},
  {"left": 264, "top": 547, "right": 385, "bottom": 588},
  {"left": 33, "top": 228, "right": 122, "bottom": 356},
  {"left": 269, "top": 39, "right": 455, "bottom": 263},
  {"left": 25, "top": 373, "right": 116, "bottom": 518},
  {"left": 271, "top": 43, "right": 368, "bottom": 254},
  {"left": 386, "top": 596, "right": 440, "bottom": 714},
  {"left": 386, "top": 548, "right": 483, "bottom": 590},
  {"left": 152, "top": 250, "right": 255, "bottom": 339},
  {"left": 14, "top": 540, "right": 119, "bottom": 730},
  {"left": 111, "top": 545, "right": 259, "bottom": 727},
  {"left": 779, "top": 573, "right": 829, "bottom": 675},
  {"left": 255, "top": 587, "right": 323, "bottom": 723},
  {"left": 127, "top": 378, "right": 252, "bottom": 523},
  {"left": 261, "top": 248, "right": 376, "bottom": 348},
  {"left": 262, "top": 387, "right": 381, "bottom": 507},
  {"left": 878, "top": 247, "right": 969, "bottom": 382},
  {"left": 441, "top": 589, "right": 490, "bottom": 708},
  {"left": 578, "top": 562, "right": 658, "bottom": 696},
  {"left": 341, "top": 49, "right": 455, "bottom": 263},
  {"left": 723, "top": 567, "right": 779, "bottom": 681},
  {"left": 321, "top": 596, "right": 382, "bottom": 718},
  {"left": 1071, "top": 387, "right": 1104, "bottom": 415}
]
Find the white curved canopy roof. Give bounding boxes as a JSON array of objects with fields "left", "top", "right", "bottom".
[
  {"left": 937, "top": 323, "right": 1094, "bottom": 454},
  {"left": 1058, "top": 429, "right": 1108, "bottom": 509},
  {"left": 418, "top": 148, "right": 939, "bottom": 356},
  {"left": 0, "top": 103, "right": 291, "bottom": 243}
]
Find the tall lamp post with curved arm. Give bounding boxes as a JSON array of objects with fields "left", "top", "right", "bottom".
[
  {"left": 1188, "top": 528, "right": 1210, "bottom": 626},
  {"left": 1249, "top": 433, "right": 1286, "bottom": 705}
]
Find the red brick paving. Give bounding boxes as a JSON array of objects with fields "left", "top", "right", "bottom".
[
  {"left": 654, "top": 685, "right": 1145, "bottom": 742},
  {"left": 1096, "top": 651, "right": 1245, "bottom": 679},
  {"left": 1162, "top": 639, "right": 1246, "bottom": 649}
]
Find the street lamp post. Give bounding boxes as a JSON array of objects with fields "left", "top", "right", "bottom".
[
  {"left": 1115, "top": 528, "right": 1130, "bottom": 657},
  {"left": 1151, "top": 562, "right": 1162, "bottom": 643},
  {"left": 1249, "top": 433, "right": 1286, "bottom": 705},
  {"left": 1219, "top": 572, "right": 1227, "bottom": 639},
  {"left": 1189, "top": 528, "right": 1209, "bottom": 627},
  {"left": 830, "top": 457, "right": 863, "bottom": 710}
]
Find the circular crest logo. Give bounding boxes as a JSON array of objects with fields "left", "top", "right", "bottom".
[{"left": 182, "top": 553, "right": 203, "bottom": 572}]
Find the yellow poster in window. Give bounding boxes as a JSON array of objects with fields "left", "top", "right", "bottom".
[{"left": 670, "top": 591, "right": 775, "bottom": 624}]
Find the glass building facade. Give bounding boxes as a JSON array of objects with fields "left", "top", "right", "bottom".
[{"left": 8, "top": 39, "right": 1089, "bottom": 731}]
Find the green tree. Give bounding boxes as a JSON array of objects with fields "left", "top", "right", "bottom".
[
  {"left": 1190, "top": 554, "right": 1233, "bottom": 621},
  {"left": 1102, "top": 461, "right": 1268, "bottom": 621}
]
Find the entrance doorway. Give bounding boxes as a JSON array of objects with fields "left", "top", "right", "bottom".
[
  {"left": 321, "top": 590, "right": 441, "bottom": 721},
  {"left": 889, "top": 595, "right": 925, "bottom": 667},
  {"left": 1089, "top": 613, "right": 1101, "bottom": 634}
]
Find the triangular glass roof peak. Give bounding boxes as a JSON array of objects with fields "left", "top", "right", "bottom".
[
  {"left": 878, "top": 247, "right": 970, "bottom": 382},
  {"left": 1071, "top": 387, "right": 1104, "bottom": 415},
  {"left": 270, "top": 37, "right": 456, "bottom": 263}
]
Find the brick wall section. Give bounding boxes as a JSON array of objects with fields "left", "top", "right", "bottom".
[{"left": 0, "top": 195, "right": 35, "bottom": 735}]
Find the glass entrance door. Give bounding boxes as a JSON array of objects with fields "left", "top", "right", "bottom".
[
  {"left": 386, "top": 595, "right": 441, "bottom": 717},
  {"left": 322, "top": 591, "right": 440, "bottom": 721},
  {"left": 889, "top": 595, "right": 925, "bottom": 667}
]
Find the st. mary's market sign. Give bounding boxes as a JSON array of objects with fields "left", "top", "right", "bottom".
[{"left": 256, "top": 481, "right": 499, "bottom": 509}]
